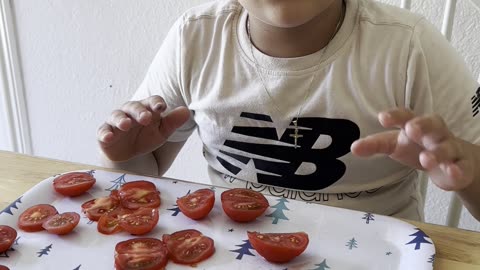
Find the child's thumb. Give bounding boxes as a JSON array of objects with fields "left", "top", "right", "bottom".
[{"left": 159, "top": 106, "right": 191, "bottom": 136}]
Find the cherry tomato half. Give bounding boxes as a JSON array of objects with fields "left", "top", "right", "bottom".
[
  {"left": 221, "top": 188, "right": 269, "bottom": 222},
  {"left": 0, "top": 265, "right": 10, "bottom": 270},
  {"left": 118, "top": 181, "right": 161, "bottom": 210},
  {"left": 114, "top": 238, "right": 168, "bottom": 270},
  {"left": 18, "top": 204, "right": 58, "bottom": 232},
  {"left": 42, "top": 212, "right": 80, "bottom": 235},
  {"left": 53, "top": 172, "right": 96, "bottom": 197},
  {"left": 247, "top": 231, "right": 309, "bottom": 263},
  {"left": 81, "top": 194, "right": 120, "bottom": 221},
  {"left": 97, "top": 207, "right": 133, "bottom": 235},
  {"left": 0, "top": 225, "right": 17, "bottom": 253},
  {"left": 177, "top": 189, "right": 215, "bottom": 220},
  {"left": 119, "top": 208, "right": 159, "bottom": 235},
  {"left": 162, "top": 229, "right": 215, "bottom": 265}
]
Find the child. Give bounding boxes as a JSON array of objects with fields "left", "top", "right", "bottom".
[{"left": 97, "top": 0, "right": 480, "bottom": 222}]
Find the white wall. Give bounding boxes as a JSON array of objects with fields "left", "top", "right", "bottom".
[{"left": 7, "top": 0, "right": 480, "bottom": 231}]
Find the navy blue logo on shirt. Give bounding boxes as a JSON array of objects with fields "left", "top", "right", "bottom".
[
  {"left": 217, "top": 112, "right": 360, "bottom": 191},
  {"left": 472, "top": 87, "right": 480, "bottom": 117}
]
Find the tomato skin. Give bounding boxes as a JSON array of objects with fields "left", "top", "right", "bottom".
[
  {"left": 162, "top": 229, "right": 215, "bottom": 265},
  {"left": 0, "top": 225, "right": 17, "bottom": 253},
  {"left": 221, "top": 189, "right": 269, "bottom": 222},
  {"left": 42, "top": 212, "right": 80, "bottom": 235},
  {"left": 18, "top": 204, "right": 58, "bottom": 232},
  {"left": 81, "top": 195, "right": 120, "bottom": 221},
  {"left": 119, "top": 181, "right": 161, "bottom": 210},
  {"left": 177, "top": 189, "right": 215, "bottom": 220},
  {"left": 119, "top": 208, "right": 159, "bottom": 235},
  {"left": 97, "top": 207, "right": 133, "bottom": 235},
  {"left": 53, "top": 172, "right": 96, "bottom": 197},
  {"left": 0, "top": 265, "right": 10, "bottom": 270},
  {"left": 115, "top": 238, "right": 168, "bottom": 270},
  {"left": 247, "top": 231, "right": 309, "bottom": 263}
]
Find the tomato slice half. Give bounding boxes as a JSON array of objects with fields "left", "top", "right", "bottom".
[
  {"left": 0, "top": 265, "right": 10, "bottom": 270},
  {"left": 18, "top": 204, "right": 58, "bottom": 232},
  {"left": 0, "top": 225, "right": 17, "bottom": 253},
  {"left": 119, "top": 181, "right": 161, "bottom": 210},
  {"left": 177, "top": 189, "right": 215, "bottom": 220},
  {"left": 81, "top": 194, "right": 120, "bottom": 221},
  {"left": 53, "top": 172, "right": 96, "bottom": 197},
  {"left": 247, "top": 231, "right": 309, "bottom": 263},
  {"left": 221, "top": 188, "right": 269, "bottom": 222},
  {"left": 162, "top": 229, "right": 215, "bottom": 265},
  {"left": 119, "top": 208, "right": 159, "bottom": 235},
  {"left": 97, "top": 207, "right": 133, "bottom": 235},
  {"left": 42, "top": 212, "right": 80, "bottom": 235},
  {"left": 114, "top": 238, "right": 168, "bottom": 270}
]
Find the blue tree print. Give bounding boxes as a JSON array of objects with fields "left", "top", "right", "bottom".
[
  {"left": 310, "top": 259, "right": 330, "bottom": 270},
  {"left": 167, "top": 190, "right": 190, "bottom": 216},
  {"left": 86, "top": 170, "right": 96, "bottom": 176},
  {"left": 406, "top": 228, "right": 432, "bottom": 250},
  {"left": 266, "top": 198, "right": 290, "bottom": 224},
  {"left": 346, "top": 238, "right": 358, "bottom": 250},
  {"left": 105, "top": 174, "right": 127, "bottom": 191},
  {"left": 37, "top": 244, "right": 53, "bottom": 257},
  {"left": 428, "top": 254, "right": 435, "bottom": 264},
  {"left": 230, "top": 240, "right": 255, "bottom": 260},
  {"left": 1, "top": 196, "right": 22, "bottom": 215},
  {"left": 73, "top": 265, "right": 81, "bottom": 270},
  {"left": 362, "top": 213, "right": 375, "bottom": 224}
]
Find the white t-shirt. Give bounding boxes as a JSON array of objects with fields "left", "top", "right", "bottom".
[{"left": 133, "top": 0, "right": 480, "bottom": 221}]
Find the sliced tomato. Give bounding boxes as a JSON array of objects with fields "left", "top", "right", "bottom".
[
  {"left": 42, "top": 212, "right": 80, "bottom": 235},
  {"left": 221, "top": 188, "right": 269, "bottom": 222},
  {"left": 162, "top": 229, "right": 215, "bottom": 265},
  {"left": 97, "top": 207, "right": 133, "bottom": 235},
  {"left": 0, "top": 265, "right": 9, "bottom": 270},
  {"left": 177, "top": 189, "right": 215, "bottom": 220},
  {"left": 0, "top": 225, "right": 17, "bottom": 253},
  {"left": 119, "top": 181, "right": 161, "bottom": 210},
  {"left": 247, "top": 231, "right": 309, "bottom": 263},
  {"left": 18, "top": 204, "right": 58, "bottom": 232},
  {"left": 115, "top": 238, "right": 168, "bottom": 270},
  {"left": 53, "top": 172, "right": 96, "bottom": 197},
  {"left": 81, "top": 195, "right": 120, "bottom": 221},
  {"left": 119, "top": 208, "right": 159, "bottom": 235}
]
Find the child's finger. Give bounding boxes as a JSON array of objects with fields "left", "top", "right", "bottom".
[
  {"left": 121, "top": 101, "right": 152, "bottom": 126},
  {"left": 97, "top": 123, "right": 115, "bottom": 144},
  {"left": 350, "top": 130, "right": 399, "bottom": 157},
  {"left": 158, "top": 106, "right": 191, "bottom": 137},
  {"left": 378, "top": 108, "right": 416, "bottom": 129},
  {"left": 144, "top": 95, "right": 167, "bottom": 112},
  {"left": 405, "top": 115, "right": 450, "bottom": 149},
  {"left": 107, "top": 110, "right": 132, "bottom": 131},
  {"left": 419, "top": 140, "right": 460, "bottom": 170},
  {"left": 431, "top": 160, "right": 471, "bottom": 191}
]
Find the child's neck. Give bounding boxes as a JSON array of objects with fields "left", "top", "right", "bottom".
[{"left": 248, "top": 1, "right": 345, "bottom": 58}]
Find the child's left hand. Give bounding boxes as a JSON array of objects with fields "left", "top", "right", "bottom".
[{"left": 351, "top": 108, "right": 478, "bottom": 192}]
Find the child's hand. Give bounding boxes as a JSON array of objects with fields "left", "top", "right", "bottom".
[
  {"left": 351, "top": 108, "right": 476, "bottom": 192},
  {"left": 97, "top": 95, "right": 190, "bottom": 162}
]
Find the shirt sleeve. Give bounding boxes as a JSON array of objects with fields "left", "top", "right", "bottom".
[
  {"left": 406, "top": 18, "right": 480, "bottom": 145},
  {"left": 131, "top": 17, "right": 196, "bottom": 142}
]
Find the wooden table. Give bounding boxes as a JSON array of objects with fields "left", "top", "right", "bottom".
[{"left": 0, "top": 150, "right": 479, "bottom": 269}]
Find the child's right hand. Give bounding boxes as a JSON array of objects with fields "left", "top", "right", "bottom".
[{"left": 97, "top": 95, "right": 190, "bottom": 162}]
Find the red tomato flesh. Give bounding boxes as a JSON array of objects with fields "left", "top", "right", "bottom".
[
  {"left": 177, "top": 189, "right": 215, "bottom": 220},
  {"left": 0, "top": 225, "right": 17, "bottom": 253},
  {"left": 119, "top": 208, "right": 159, "bottom": 235},
  {"left": 42, "top": 212, "right": 80, "bottom": 235},
  {"left": 119, "top": 181, "right": 161, "bottom": 210},
  {"left": 53, "top": 172, "right": 96, "bottom": 197},
  {"left": 18, "top": 204, "right": 58, "bottom": 232},
  {"left": 162, "top": 229, "right": 215, "bottom": 265},
  {"left": 81, "top": 194, "right": 120, "bottom": 221},
  {"left": 221, "top": 188, "right": 269, "bottom": 222},
  {"left": 115, "top": 238, "right": 168, "bottom": 270},
  {"left": 247, "top": 231, "right": 309, "bottom": 263}
]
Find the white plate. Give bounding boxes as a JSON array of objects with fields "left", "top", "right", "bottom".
[{"left": 0, "top": 170, "right": 435, "bottom": 270}]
